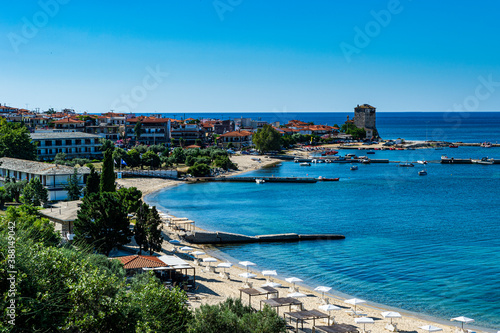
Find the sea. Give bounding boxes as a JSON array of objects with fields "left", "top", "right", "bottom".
[{"left": 145, "top": 112, "right": 500, "bottom": 330}]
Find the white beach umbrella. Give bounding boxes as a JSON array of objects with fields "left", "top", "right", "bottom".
[
  {"left": 217, "top": 262, "right": 233, "bottom": 273},
  {"left": 203, "top": 257, "right": 217, "bottom": 267},
  {"left": 314, "top": 286, "right": 332, "bottom": 299},
  {"left": 239, "top": 261, "right": 256, "bottom": 272},
  {"left": 420, "top": 325, "right": 443, "bottom": 333},
  {"left": 179, "top": 246, "right": 193, "bottom": 252},
  {"left": 345, "top": 298, "right": 366, "bottom": 313},
  {"left": 169, "top": 239, "right": 181, "bottom": 244},
  {"left": 285, "top": 277, "right": 303, "bottom": 290},
  {"left": 262, "top": 270, "right": 277, "bottom": 276},
  {"left": 355, "top": 317, "right": 374, "bottom": 332},
  {"left": 319, "top": 304, "right": 341, "bottom": 324},
  {"left": 451, "top": 317, "right": 475, "bottom": 330},
  {"left": 239, "top": 272, "right": 257, "bottom": 285},
  {"left": 191, "top": 251, "right": 205, "bottom": 257},
  {"left": 287, "top": 292, "right": 307, "bottom": 298},
  {"left": 262, "top": 281, "right": 282, "bottom": 288},
  {"left": 381, "top": 311, "right": 402, "bottom": 324}
]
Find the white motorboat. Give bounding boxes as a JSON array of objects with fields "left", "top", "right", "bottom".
[
  {"left": 300, "top": 162, "right": 311, "bottom": 166},
  {"left": 255, "top": 179, "right": 265, "bottom": 184}
]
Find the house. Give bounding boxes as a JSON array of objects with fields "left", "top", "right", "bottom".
[
  {"left": 170, "top": 123, "right": 203, "bottom": 146},
  {"left": 39, "top": 200, "right": 81, "bottom": 240},
  {"left": 219, "top": 130, "right": 253, "bottom": 148},
  {"left": 0, "top": 157, "right": 89, "bottom": 201},
  {"left": 125, "top": 116, "right": 171, "bottom": 145},
  {"left": 31, "top": 132, "right": 102, "bottom": 160},
  {"left": 52, "top": 117, "right": 85, "bottom": 131}
]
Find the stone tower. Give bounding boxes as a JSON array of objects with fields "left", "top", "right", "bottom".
[{"left": 354, "top": 104, "right": 377, "bottom": 139}]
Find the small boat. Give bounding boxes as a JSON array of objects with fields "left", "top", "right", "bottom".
[
  {"left": 481, "top": 142, "right": 493, "bottom": 148},
  {"left": 418, "top": 170, "right": 427, "bottom": 176},
  {"left": 255, "top": 179, "right": 265, "bottom": 184},
  {"left": 449, "top": 145, "right": 459, "bottom": 148},
  {"left": 251, "top": 157, "right": 262, "bottom": 161},
  {"left": 317, "top": 177, "right": 340, "bottom": 181},
  {"left": 300, "top": 162, "right": 311, "bottom": 166},
  {"left": 417, "top": 160, "right": 428, "bottom": 165},
  {"left": 399, "top": 162, "right": 414, "bottom": 167},
  {"left": 350, "top": 165, "right": 358, "bottom": 170},
  {"left": 361, "top": 159, "right": 371, "bottom": 164},
  {"left": 366, "top": 151, "right": 375, "bottom": 154}
]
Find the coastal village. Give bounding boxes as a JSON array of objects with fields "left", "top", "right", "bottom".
[{"left": 1, "top": 102, "right": 496, "bottom": 332}]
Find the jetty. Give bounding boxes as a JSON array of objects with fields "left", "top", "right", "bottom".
[
  {"left": 441, "top": 157, "right": 499, "bottom": 164},
  {"left": 188, "top": 176, "right": 339, "bottom": 183},
  {"left": 183, "top": 231, "right": 345, "bottom": 244}
]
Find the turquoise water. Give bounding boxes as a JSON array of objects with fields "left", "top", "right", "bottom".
[{"left": 147, "top": 146, "right": 500, "bottom": 329}]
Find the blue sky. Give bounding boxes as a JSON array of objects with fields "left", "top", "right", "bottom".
[{"left": 1, "top": 1, "right": 500, "bottom": 113}]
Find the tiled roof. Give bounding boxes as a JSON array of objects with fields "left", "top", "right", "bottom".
[
  {"left": 220, "top": 130, "right": 253, "bottom": 137},
  {"left": 0, "top": 157, "right": 90, "bottom": 175},
  {"left": 31, "top": 132, "right": 101, "bottom": 140},
  {"left": 127, "top": 116, "right": 170, "bottom": 124},
  {"left": 114, "top": 255, "right": 166, "bottom": 269},
  {"left": 53, "top": 118, "right": 84, "bottom": 124}
]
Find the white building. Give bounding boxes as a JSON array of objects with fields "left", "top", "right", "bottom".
[
  {"left": 0, "top": 157, "right": 89, "bottom": 201},
  {"left": 31, "top": 132, "right": 102, "bottom": 160}
]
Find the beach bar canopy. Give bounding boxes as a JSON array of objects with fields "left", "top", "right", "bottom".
[{"left": 158, "top": 255, "right": 196, "bottom": 285}]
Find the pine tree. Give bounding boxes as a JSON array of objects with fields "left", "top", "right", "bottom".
[
  {"left": 74, "top": 192, "right": 132, "bottom": 255},
  {"left": 84, "top": 164, "right": 100, "bottom": 196},
  {"left": 146, "top": 206, "right": 164, "bottom": 255},
  {"left": 100, "top": 149, "right": 115, "bottom": 193},
  {"left": 22, "top": 177, "right": 48, "bottom": 206},
  {"left": 64, "top": 168, "right": 82, "bottom": 200},
  {"left": 134, "top": 203, "right": 149, "bottom": 255}
]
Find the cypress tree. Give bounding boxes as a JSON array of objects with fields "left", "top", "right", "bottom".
[
  {"left": 100, "top": 149, "right": 115, "bottom": 193},
  {"left": 85, "top": 164, "right": 100, "bottom": 196},
  {"left": 146, "top": 206, "right": 164, "bottom": 255},
  {"left": 134, "top": 203, "right": 149, "bottom": 255}
]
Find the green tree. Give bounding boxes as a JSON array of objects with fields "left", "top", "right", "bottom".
[
  {"left": 116, "top": 187, "right": 143, "bottom": 214},
  {"left": 141, "top": 150, "right": 161, "bottom": 169},
  {"left": 213, "top": 156, "right": 237, "bottom": 171},
  {"left": 4, "top": 178, "right": 27, "bottom": 202},
  {"left": 64, "top": 168, "right": 82, "bottom": 200},
  {"left": 84, "top": 164, "right": 100, "bottom": 196},
  {"left": 134, "top": 121, "right": 143, "bottom": 142},
  {"left": 252, "top": 125, "right": 282, "bottom": 153},
  {"left": 226, "top": 142, "right": 235, "bottom": 149},
  {"left": 22, "top": 177, "right": 48, "bottom": 206},
  {"left": 126, "top": 149, "right": 141, "bottom": 168},
  {"left": 0, "top": 119, "right": 37, "bottom": 160},
  {"left": 74, "top": 192, "right": 132, "bottom": 255},
  {"left": 100, "top": 148, "right": 115, "bottom": 192},
  {"left": 187, "top": 163, "right": 211, "bottom": 177},
  {"left": 179, "top": 137, "right": 186, "bottom": 148},
  {"left": 195, "top": 138, "right": 202, "bottom": 147},
  {"left": 0, "top": 187, "right": 9, "bottom": 208},
  {"left": 99, "top": 138, "right": 115, "bottom": 152},
  {"left": 134, "top": 203, "right": 149, "bottom": 254},
  {"left": 129, "top": 272, "right": 191, "bottom": 333},
  {"left": 146, "top": 206, "right": 164, "bottom": 255},
  {"left": 113, "top": 147, "right": 128, "bottom": 166},
  {"left": 171, "top": 147, "right": 186, "bottom": 164},
  {"left": 170, "top": 137, "right": 176, "bottom": 147},
  {"left": 341, "top": 123, "right": 366, "bottom": 140},
  {"left": 187, "top": 298, "right": 286, "bottom": 333}
]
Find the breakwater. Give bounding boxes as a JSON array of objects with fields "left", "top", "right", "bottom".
[{"left": 183, "top": 231, "right": 345, "bottom": 244}]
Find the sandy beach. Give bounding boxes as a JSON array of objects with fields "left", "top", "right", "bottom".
[{"left": 120, "top": 153, "right": 491, "bottom": 333}]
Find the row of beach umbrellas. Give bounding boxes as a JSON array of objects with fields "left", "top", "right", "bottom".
[{"left": 167, "top": 244, "right": 481, "bottom": 333}]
